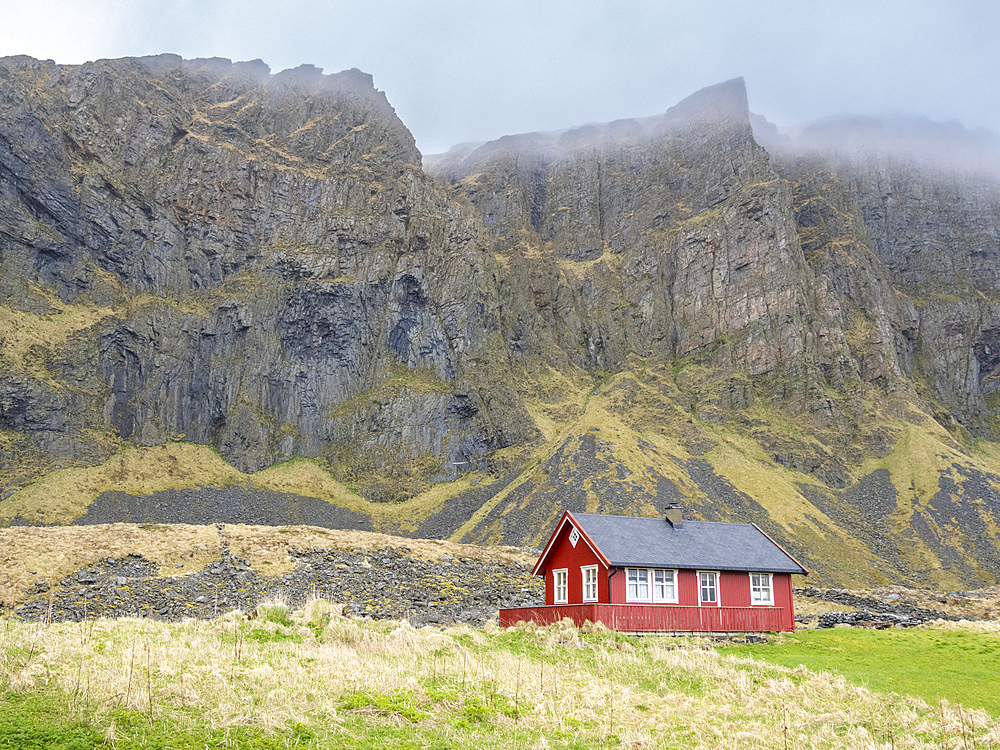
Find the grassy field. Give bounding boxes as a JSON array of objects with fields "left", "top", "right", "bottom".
[
  {"left": 719, "top": 624, "right": 1000, "bottom": 718},
  {"left": 3, "top": 609, "right": 1000, "bottom": 749}
]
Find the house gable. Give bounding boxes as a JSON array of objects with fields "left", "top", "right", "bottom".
[{"left": 531, "top": 511, "right": 609, "bottom": 577}]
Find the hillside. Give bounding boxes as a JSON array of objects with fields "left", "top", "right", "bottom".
[{"left": 3, "top": 55, "right": 1000, "bottom": 587}]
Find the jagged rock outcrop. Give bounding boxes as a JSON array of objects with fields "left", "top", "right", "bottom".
[{"left": 431, "top": 78, "right": 906, "bottom": 487}]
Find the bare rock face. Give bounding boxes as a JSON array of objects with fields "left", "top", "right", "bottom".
[
  {"left": 437, "top": 80, "right": 833, "bottom": 373},
  {"left": 764, "top": 116, "right": 1000, "bottom": 438},
  {"left": 431, "top": 78, "right": 896, "bottom": 486},
  {"left": 0, "top": 54, "right": 534, "bottom": 497},
  {"left": 6, "top": 58, "right": 1000, "bottom": 586}
]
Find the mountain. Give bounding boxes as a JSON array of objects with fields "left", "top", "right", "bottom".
[{"left": 3, "top": 56, "right": 1000, "bottom": 588}]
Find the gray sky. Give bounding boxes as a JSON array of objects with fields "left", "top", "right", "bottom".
[{"left": 1, "top": 0, "right": 998, "bottom": 154}]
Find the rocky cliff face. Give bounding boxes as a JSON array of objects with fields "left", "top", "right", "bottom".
[
  {"left": 759, "top": 116, "right": 1000, "bottom": 437},
  {"left": 0, "top": 54, "right": 534, "bottom": 501},
  {"left": 4, "top": 57, "right": 1000, "bottom": 588},
  {"left": 431, "top": 79, "right": 913, "bottom": 489}
]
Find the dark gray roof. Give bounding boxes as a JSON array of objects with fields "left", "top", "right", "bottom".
[{"left": 573, "top": 514, "right": 807, "bottom": 574}]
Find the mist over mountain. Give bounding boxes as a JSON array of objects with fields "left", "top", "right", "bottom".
[
  {"left": 3, "top": 55, "right": 1000, "bottom": 588},
  {"left": 752, "top": 111, "right": 1000, "bottom": 178}
]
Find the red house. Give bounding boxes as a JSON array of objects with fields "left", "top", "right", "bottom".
[{"left": 499, "top": 505, "right": 808, "bottom": 633}]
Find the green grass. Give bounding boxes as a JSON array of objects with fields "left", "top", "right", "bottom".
[
  {"left": 0, "top": 693, "right": 313, "bottom": 750},
  {"left": 719, "top": 627, "right": 1000, "bottom": 716},
  {"left": 0, "top": 692, "right": 101, "bottom": 749}
]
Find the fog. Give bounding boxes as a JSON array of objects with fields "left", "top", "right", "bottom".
[{"left": 2, "top": 0, "right": 998, "bottom": 156}]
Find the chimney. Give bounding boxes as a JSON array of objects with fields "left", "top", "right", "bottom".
[{"left": 665, "top": 502, "right": 683, "bottom": 528}]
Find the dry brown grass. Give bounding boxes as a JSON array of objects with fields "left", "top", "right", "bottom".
[
  {"left": 792, "top": 595, "right": 857, "bottom": 616},
  {"left": 2, "top": 613, "right": 998, "bottom": 748},
  {"left": 0, "top": 524, "right": 221, "bottom": 608},
  {"left": 0, "top": 523, "right": 536, "bottom": 609}
]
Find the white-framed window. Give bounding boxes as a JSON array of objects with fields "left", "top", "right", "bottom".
[
  {"left": 653, "top": 569, "right": 677, "bottom": 603},
  {"left": 626, "top": 568, "right": 649, "bottom": 601},
  {"left": 698, "top": 571, "right": 719, "bottom": 606},
  {"left": 553, "top": 568, "right": 568, "bottom": 604},
  {"left": 626, "top": 568, "right": 678, "bottom": 603},
  {"left": 582, "top": 565, "right": 598, "bottom": 602},
  {"left": 750, "top": 573, "right": 773, "bottom": 605}
]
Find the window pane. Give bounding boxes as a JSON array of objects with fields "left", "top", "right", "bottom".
[
  {"left": 700, "top": 572, "right": 717, "bottom": 603},
  {"left": 653, "top": 569, "right": 675, "bottom": 602},
  {"left": 555, "top": 570, "right": 568, "bottom": 603},
  {"left": 583, "top": 567, "right": 597, "bottom": 600},
  {"left": 751, "top": 573, "right": 772, "bottom": 604}
]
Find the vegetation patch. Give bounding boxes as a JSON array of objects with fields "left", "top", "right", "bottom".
[
  {"left": 0, "top": 443, "right": 247, "bottom": 525},
  {"left": 2, "top": 612, "right": 998, "bottom": 748},
  {"left": 719, "top": 625, "right": 1000, "bottom": 716}
]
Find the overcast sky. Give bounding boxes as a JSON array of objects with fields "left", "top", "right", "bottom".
[{"left": 1, "top": 0, "right": 997, "bottom": 154}]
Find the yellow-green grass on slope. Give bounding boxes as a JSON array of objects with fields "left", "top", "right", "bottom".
[
  {"left": 448, "top": 378, "right": 704, "bottom": 547},
  {"left": 581, "top": 372, "right": 874, "bottom": 555},
  {"left": 861, "top": 419, "right": 1000, "bottom": 588},
  {"left": 719, "top": 624, "right": 1000, "bottom": 718},
  {"left": 860, "top": 419, "right": 974, "bottom": 523},
  {"left": 253, "top": 457, "right": 487, "bottom": 534},
  {"left": 2, "top": 613, "right": 998, "bottom": 749},
  {"left": 446, "top": 371, "right": 596, "bottom": 546},
  {"left": 0, "top": 301, "right": 115, "bottom": 384},
  {"left": 693, "top": 428, "right": 888, "bottom": 585},
  {"left": 0, "top": 442, "right": 488, "bottom": 528},
  {"left": 0, "top": 523, "right": 536, "bottom": 609},
  {"left": 0, "top": 443, "right": 248, "bottom": 525}
]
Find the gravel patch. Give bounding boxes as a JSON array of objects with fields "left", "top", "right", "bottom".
[
  {"left": 10, "top": 536, "right": 544, "bottom": 627},
  {"left": 795, "top": 586, "right": 965, "bottom": 628},
  {"left": 75, "top": 487, "right": 374, "bottom": 530}
]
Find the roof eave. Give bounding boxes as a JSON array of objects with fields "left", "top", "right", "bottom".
[
  {"left": 607, "top": 561, "right": 807, "bottom": 573},
  {"left": 750, "top": 523, "right": 810, "bottom": 575}
]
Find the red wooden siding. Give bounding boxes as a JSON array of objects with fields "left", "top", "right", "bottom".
[
  {"left": 679, "top": 570, "right": 699, "bottom": 606},
  {"left": 720, "top": 571, "right": 750, "bottom": 607},
  {"left": 498, "top": 604, "right": 791, "bottom": 633},
  {"left": 540, "top": 518, "right": 608, "bottom": 605},
  {"left": 773, "top": 573, "right": 795, "bottom": 631}
]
